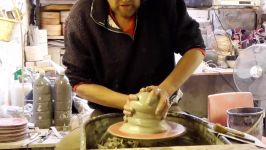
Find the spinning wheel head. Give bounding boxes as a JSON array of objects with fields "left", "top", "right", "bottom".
[{"left": 107, "top": 121, "right": 186, "bottom": 140}]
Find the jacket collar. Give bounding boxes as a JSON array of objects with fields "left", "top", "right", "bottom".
[
  {"left": 90, "top": 0, "right": 148, "bottom": 24},
  {"left": 90, "top": 0, "right": 109, "bottom": 27},
  {"left": 90, "top": 0, "right": 142, "bottom": 36}
]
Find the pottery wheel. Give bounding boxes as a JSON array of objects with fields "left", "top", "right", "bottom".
[
  {"left": 108, "top": 121, "right": 186, "bottom": 140},
  {"left": 108, "top": 91, "right": 186, "bottom": 140}
]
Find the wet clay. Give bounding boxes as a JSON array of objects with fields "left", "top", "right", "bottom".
[{"left": 120, "top": 91, "right": 170, "bottom": 134}]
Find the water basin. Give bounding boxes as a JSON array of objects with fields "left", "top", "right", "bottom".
[{"left": 81, "top": 112, "right": 232, "bottom": 149}]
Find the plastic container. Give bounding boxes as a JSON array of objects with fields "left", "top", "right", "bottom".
[
  {"left": 225, "top": 55, "right": 237, "bottom": 68},
  {"left": 33, "top": 73, "right": 52, "bottom": 129},
  {"left": 54, "top": 71, "right": 72, "bottom": 127},
  {"left": 0, "top": 18, "right": 16, "bottom": 42},
  {"left": 10, "top": 81, "right": 32, "bottom": 107},
  {"left": 25, "top": 44, "right": 48, "bottom": 61},
  {"left": 184, "top": 0, "right": 213, "bottom": 8},
  {"left": 9, "top": 69, "right": 32, "bottom": 107}
]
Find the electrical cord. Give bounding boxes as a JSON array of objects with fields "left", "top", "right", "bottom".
[
  {"left": 217, "top": 71, "right": 238, "bottom": 92},
  {"left": 207, "top": 9, "right": 240, "bottom": 92},
  {"left": 212, "top": 9, "right": 236, "bottom": 54},
  {"left": 204, "top": 60, "right": 238, "bottom": 92}
]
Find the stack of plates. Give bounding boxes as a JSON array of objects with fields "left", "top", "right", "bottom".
[{"left": 0, "top": 118, "right": 28, "bottom": 142}]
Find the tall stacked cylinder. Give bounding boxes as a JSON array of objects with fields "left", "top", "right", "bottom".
[
  {"left": 33, "top": 73, "right": 52, "bottom": 129},
  {"left": 54, "top": 71, "right": 72, "bottom": 128}
]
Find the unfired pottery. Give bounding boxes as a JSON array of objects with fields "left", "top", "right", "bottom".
[
  {"left": 108, "top": 91, "right": 186, "bottom": 140},
  {"left": 119, "top": 91, "right": 169, "bottom": 134}
]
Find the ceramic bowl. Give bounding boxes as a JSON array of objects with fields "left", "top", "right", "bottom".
[
  {"left": 225, "top": 55, "right": 237, "bottom": 68},
  {"left": 226, "top": 60, "right": 236, "bottom": 68}
]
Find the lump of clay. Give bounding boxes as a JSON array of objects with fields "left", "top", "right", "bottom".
[{"left": 119, "top": 91, "right": 170, "bottom": 134}]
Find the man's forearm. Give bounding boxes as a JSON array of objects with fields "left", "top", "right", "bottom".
[
  {"left": 159, "top": 49, "right": 204, "bottom": 96},
  {"left": 75, "top": 84, "right": 128, "bottom": 110}
]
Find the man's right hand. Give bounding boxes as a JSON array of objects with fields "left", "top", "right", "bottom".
[
  {"left": 140, "top": 86, "right": 170, "bottom": 120},
  {"left": 123, "top": 94, "right": 138, "bottom": 122}
]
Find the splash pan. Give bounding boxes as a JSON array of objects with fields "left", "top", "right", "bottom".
[
  {"left": 81, "top": 112, "right": 231, "bottom": 149},
  {"left": 108, "top": 121, "right": 186, "bottom": 140}
]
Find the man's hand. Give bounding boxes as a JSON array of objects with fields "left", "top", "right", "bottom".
[
  {"left": 123, "top": 94, "right": 138, "bottom": 122},
  {"left": 140, "top": 86, "right": 170, "bottom": 119}
]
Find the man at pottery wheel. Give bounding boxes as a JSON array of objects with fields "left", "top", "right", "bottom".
[{"left": 56, "top": 0, "right": 205, "bottom": 149}]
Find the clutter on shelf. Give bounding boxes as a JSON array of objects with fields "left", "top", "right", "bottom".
[{"left": 0, "top": 0, "right": 23, "bottom": 42}]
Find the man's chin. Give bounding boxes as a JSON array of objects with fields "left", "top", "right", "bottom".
[
  {"left": 119, "top": 10, "right": 136, "bottom": 18},
  {"left": 121, "top": 13, "right": 136, "bottom": 18}
]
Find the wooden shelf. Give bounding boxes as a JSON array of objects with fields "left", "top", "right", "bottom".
[
  {"left": 192, "top": 68, "right": 233, "bottom": 76},
  {"left": 40, "top": 0, "right": 77, "bottom": 5},
  {"left": 47, "top": 35, "right": 64, "bottom": 40}
]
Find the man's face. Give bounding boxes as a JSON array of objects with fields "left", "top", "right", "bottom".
[{"left": 107, "top": 0, "right": 141, "bottom": 19}]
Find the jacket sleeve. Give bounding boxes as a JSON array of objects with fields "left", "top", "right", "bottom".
[
  {"left": 62, "top": 12, "right": 96, "bottom": 87},
  {"left": 174, "top": 0, "right": 206, "bottom": 55}
]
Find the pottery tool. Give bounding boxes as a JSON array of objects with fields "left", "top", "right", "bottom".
[
  {"left": 210, "top": 124, "right": 266, "bottom": 148},
  {"left": 210, "top": 130, "right": 266, "bottom": 148},
  {"left": 22, "top": 129, "right": 52, "bottom": 147},
  {"left": 29, "top": 127, "right": 41, "bottom": 140},
  {"left": 38, "top": 129, "right": 52, "bottom": 143},
  {"left": 213, "top": 124, "right": 245, "bottom": 138},
  {"left": 50, "top": 126, "right": 63, "bottom": 139},
  {"left": 108, "top": 91, "right": 186, "bottom": 140}
]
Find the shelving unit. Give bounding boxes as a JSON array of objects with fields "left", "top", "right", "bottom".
[
  {"left": 36, "top": 0, "right": 76, "bottom": 27},
  {"left": 48, "top": 35, "right": 64, "bottom": 40},
  {"left": 34, "top": 0, "right": 75, "bottom": 67},
  {"left": 210, "top": 6, "right": 259, "bottom": 31},
  {"left": 40, "top": 0, "right": 77, "bottom": 5}
]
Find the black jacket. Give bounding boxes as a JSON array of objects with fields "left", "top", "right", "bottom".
[{"left": 63, "top": 0, "right": 205, "bottom": 113}]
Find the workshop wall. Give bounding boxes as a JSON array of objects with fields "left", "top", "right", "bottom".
[{"left": 0, "top": 0, "right": 31, "bottom": 105}]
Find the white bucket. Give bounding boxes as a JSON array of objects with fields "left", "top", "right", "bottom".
[
  {"left": 227, "top": 107, "right": 265, "bottom": 140},
  {"left": 25, "top": 44, "right": 48, "bottom": 61}
]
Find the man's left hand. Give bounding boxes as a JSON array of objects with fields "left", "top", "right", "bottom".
[{"left": 140, "top": 86, "right": 170, "bottom": 119}]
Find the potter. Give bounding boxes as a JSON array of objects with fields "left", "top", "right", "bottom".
[{"left": 57, "top": 0, "right": 205, "bottom": 149}]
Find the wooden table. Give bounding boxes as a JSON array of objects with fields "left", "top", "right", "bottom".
[{"left": 0, "top": 129, "right": 68, "bottom": 150}]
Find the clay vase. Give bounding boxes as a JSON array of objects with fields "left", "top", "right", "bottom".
[{"left": 119, "top": 91, "right": 170, "bottom": 134}]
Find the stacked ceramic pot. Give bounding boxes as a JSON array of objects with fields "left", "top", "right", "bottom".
[
  {"left": 54, "top": 71, "right": 72, "bottom": 128},
  {"left": 33, "top": 73, "right": 53, "bottom": 129},
  {"left": 0, "top": 118, "right": 28, "bottom": 142}
]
